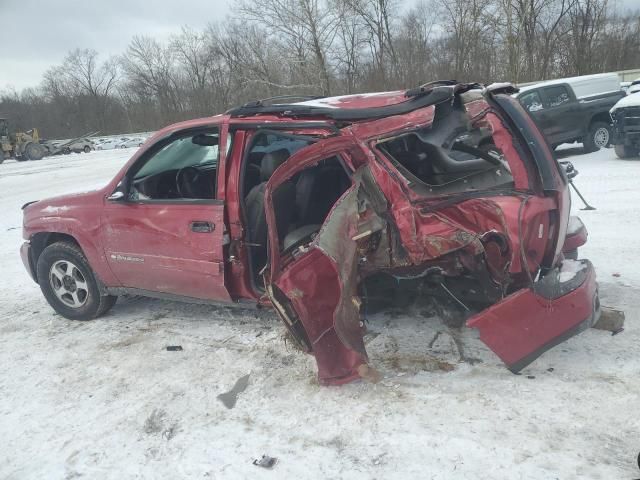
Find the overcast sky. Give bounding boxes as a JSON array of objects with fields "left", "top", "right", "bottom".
[
  {"left": 0, "top": 0, "right": 232, "bottom": 91},
  {"left": 1, "top": 0, "right": 638, "bottom": 92}
]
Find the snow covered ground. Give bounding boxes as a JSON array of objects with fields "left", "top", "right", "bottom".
[{"left": 1, "top": 146, "right": 639, "bottom": 479}]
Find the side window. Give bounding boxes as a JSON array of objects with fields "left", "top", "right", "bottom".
[
  {"left": 519, "top": 91, "right": 545, "bottom": 113},
  {"left": 544, "top": 86, "right": 571, "bottom": 108},
  {"left": 129, "top": 130, "right": 225, "bottom": 201}
]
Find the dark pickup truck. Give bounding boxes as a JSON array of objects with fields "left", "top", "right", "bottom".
[
  {"left": 611, "top": 89, "right": 640, "bottom": 159},
  {"left": 516, "top": 79, "right": 625, "bottom": 152}
]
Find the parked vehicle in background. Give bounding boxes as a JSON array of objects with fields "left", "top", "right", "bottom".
[
  {"left": 117, "top": 137, "right": 144, "bottom": 148},
  {"left": 96, "top": 139, "right": 121, "bottom": 150},
  {"left": 516, "top": 73, "right": 625, "bottom": 152},
  {"left": 627, "top": 79, "right": 640, "bottom": 95},
  {"left": 67, "top": 138, "right": 95, "bottom": 153},
  {"left": 20, "top": 82, "right": 600, "bottom": 385},
  {"left": 611, "top": 86, "right": 640, "bottom": 158}
]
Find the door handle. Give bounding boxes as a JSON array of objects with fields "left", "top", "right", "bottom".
[{"left": 191, "top": 221, "right": 214, "bottom": 233}]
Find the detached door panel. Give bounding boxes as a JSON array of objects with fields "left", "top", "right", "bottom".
[{"left": 103, "top": 201, "right": 230, "bottom": 301}]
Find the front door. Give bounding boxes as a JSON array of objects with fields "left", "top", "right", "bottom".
[{"left": 101, "top": 127, "right": 231, "bottom": 301}]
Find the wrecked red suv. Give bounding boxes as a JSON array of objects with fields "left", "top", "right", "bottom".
[{"left": 21, "top": 82, "right": 599, "bottom": 384}]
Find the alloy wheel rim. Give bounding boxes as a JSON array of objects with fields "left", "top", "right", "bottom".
[
  {"left": 594, "top": 127, "right": 609, "bottom": 148},
  {"left": 49, "top": 260, "right": 89, "bottom": 308}
]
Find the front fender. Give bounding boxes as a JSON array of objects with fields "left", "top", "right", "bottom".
[{"left": 24, "top": 214, "right": 119, "bottom": 287}]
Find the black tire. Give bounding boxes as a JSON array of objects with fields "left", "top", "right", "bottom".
[
  {"left": 63, "top": 147, "right": 71, "bottom": 155},
  {"left": 614, "top": 144, "right": 639, "bottom": 159},
  {"left": 36, "top": 241, "right": 117, "bottom": 320},
  {"left": 83, "top": 145, "right": 91, "bottom": 153},
  {"left": 583, "top": 122, "right": 612, "bottom": 153},
  {"left": 24, "top": 142, "right": 45, "bottom": 161},
  {"left": 120, "top": 145, "right": 127, "bottom": 149}
]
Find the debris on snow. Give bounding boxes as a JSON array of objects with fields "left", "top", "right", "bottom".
[
  {"left": 593, "top": 306, "right": 626, "bottom": 333},
  {"left": 253, "top": 455, "right": 278, "bottom": 469}
]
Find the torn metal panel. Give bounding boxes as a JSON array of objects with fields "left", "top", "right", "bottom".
[{"left": 467, "top": 259, "right": 599, "bottom": 372}]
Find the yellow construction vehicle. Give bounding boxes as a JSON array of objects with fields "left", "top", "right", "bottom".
[{"left": 0, "top": 117, "right": 46, "bottom": 164}]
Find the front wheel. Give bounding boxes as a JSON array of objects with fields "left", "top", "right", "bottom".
[
  {"left": 36, "top": 242, "right": 117, "bottom": 320},
  {"left": 83, "top": 145, "right": 91, "bottom": 153},
  {"left": 614, "top": 144, "right": 639, "bottom": 159},
  {"left": 583, "top": 122, "right": 612, "bottom": 153},
  {"left": 120, "top": 145, "right": 127, "bottom": 149},
  {"left": 24, "top": 142, "right": 45, "bottom": 161}
]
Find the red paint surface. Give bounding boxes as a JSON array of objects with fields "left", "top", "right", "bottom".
[
  {"left": 563, "top": 217, "right": 588, "bottom": 253},
  {"left": 467, "top": 261, "right": 598, "bottom": 369},
  {"left": 275, "top": 249, "right": 366, "bottom": 385}
]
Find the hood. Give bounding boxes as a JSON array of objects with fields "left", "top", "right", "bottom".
[
  {"left": 610, "top": 92, "right": 640, "bottom": 114},
  {"left": 23, "top": 189, "right": 105, "bottom": 221}
]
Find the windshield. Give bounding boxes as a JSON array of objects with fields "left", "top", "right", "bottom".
[{"left": 135, "top": 134, "right": 219, "bottom": 180}]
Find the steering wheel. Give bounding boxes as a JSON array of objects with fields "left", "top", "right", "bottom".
[{"left": 176, "top": 166, "right": 208, "bottom": 198}]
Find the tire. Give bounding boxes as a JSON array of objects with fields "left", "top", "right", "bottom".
[
  {"left": 583, "top": 122, "right": 612, "bottom": 153},
  {"left": 36, "top": 241, "right": 117, "bottom": 320},
  {"left": 614, "top": 144, "right": 639, "bottom": 159},
  {"left": 120, "top": 145, "right": 127, "bottom": 149},
  {"left": 24, "top": 142, "right": 45, "bottom": 161},
  {"left": 83, "top": 145, "right": 91, "bottom": 153},
  {"left": 63, "top": 147, "right": 71, "bottom": 155}
]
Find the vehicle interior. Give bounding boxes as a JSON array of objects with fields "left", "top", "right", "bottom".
[
  {"left": 241, "top": 131, "right": 351, "bottom": 284},
  {"left": 128, "top": 132, "right": 220, "bottom": 201},
  {"left": 377, "top": 105, "right": 514, "bottom": 196}
]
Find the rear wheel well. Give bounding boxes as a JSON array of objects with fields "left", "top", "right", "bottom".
[{"left": 30, "top": 232, "right": 81, "bottom": 281}]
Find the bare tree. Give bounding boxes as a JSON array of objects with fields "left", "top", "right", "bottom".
[
  {"left": 3, "top": 0, "right": 640, "bottom": 138},
  {"left": 239, "top": 0, "right": 336, "bottom": 95},
  {"left": 340, "top": 0, "right": 399, "bottom": 87},
  {"left": 121, "top": 36, "right": 184, "bottom": 123}
]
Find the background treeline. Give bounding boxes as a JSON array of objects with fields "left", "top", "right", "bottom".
[{"left": 2, "top": 0, "right": 639, "bottom": 138}]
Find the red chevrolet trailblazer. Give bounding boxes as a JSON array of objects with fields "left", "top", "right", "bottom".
[{"left": 20, "top": 81, "right": 599, "bottom": 385}]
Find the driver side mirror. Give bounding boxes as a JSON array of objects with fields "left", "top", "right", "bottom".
[
  {"left": 107, "top": 177, "right": 130, "bottom": 202},
  {"left": 107, "top": 191, "right": 125, "bottom": 201}
]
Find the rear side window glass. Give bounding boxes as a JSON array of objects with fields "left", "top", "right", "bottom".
[
  {"left": 519, "top": 91, "right": 544, "bottom": 112},
  {"left": 544, "top": 86, "right": 571, "bottom": 108}
]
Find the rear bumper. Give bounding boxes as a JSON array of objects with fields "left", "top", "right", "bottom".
[
  {"left": 20, "top": 241, "right": 37, "bottom": 282},
  {"left": 467, "top": 259, "right": 599, "bottom": 372}
]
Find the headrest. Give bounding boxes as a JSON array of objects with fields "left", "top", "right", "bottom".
[{"left": 260, "top": 148, "right": 290, "bottom": 181}]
